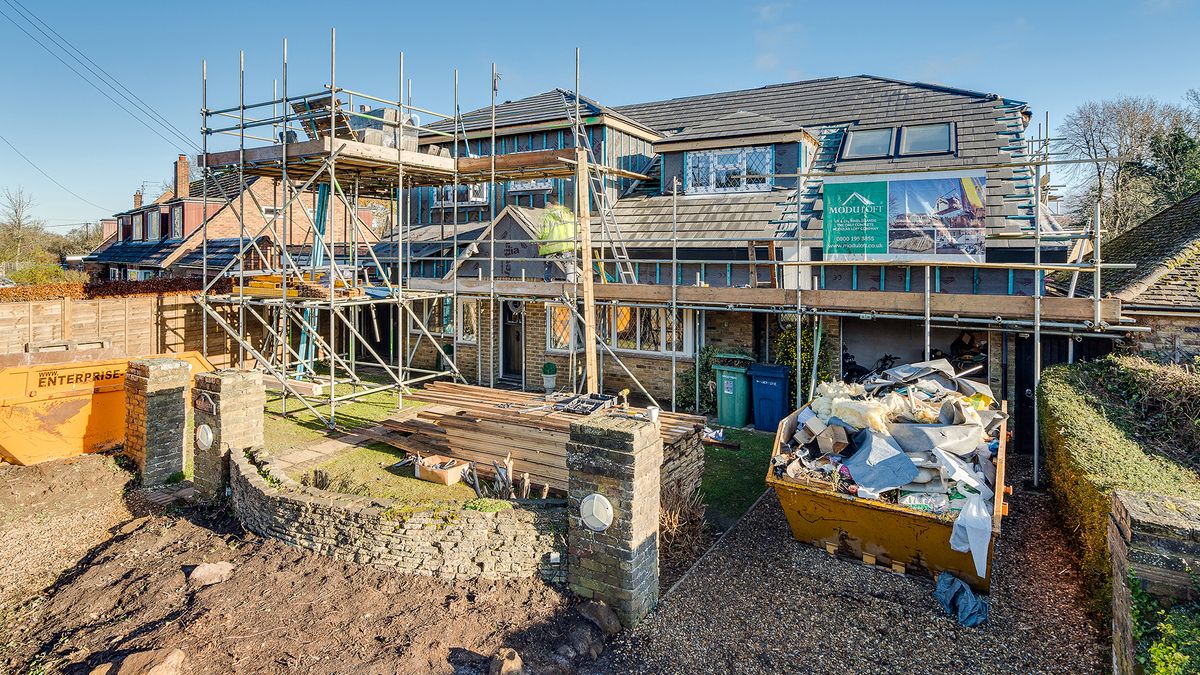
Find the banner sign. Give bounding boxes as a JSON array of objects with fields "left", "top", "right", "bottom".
[{"left": 822, "top": 170, "right": 987, "bottom": 262}]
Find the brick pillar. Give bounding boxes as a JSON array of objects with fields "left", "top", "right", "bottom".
[
  {"left": 192, "top": 369, "right": 265, "bottom": 499},
  {"left": 566, "top": 414, "right": 662, "bottom": 628},
  {"left": 124, "top": 358, "right": 190, "bottom": 486}
]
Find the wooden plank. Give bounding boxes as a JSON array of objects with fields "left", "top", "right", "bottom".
[{"left": 457, "top": 148, "right": 573, "bottom": 176}]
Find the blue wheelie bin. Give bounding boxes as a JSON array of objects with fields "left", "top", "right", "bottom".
[{"left": 748, "top": 363, "right": 791, "bottom": 432}]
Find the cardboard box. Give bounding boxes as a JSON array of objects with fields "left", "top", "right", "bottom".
[
  {"left": 414, "top": 454, "right": 464, "bottom": 486},
  {"left": 816, "top": 425, "right": 850, "bottom": 455}
]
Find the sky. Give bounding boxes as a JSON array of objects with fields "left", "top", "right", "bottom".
[{"left": 0, "top": 0, "right": 1197, "bottom": 227}]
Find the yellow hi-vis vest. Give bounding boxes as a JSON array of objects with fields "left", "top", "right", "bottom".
[{"left": 538, "top": 204, "right": 577, "bottom": 256}]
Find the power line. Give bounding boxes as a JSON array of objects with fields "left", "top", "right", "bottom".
[
  {"left": 3, "top": 0, "right": 199, "bottom": 152},
  {"left": 0, "top": 133, "right": 117, "bottom": 212},
  {"left": 0, "top": 5, "right": 191, "bottom": 153}
]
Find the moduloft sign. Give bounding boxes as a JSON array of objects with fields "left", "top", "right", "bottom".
[{"left": 823, "top": 170, "right": 988, "bottom": 263}]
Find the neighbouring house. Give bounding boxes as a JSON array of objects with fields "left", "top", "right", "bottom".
[
  {"left": 84, "top": 155, "right": 376, "bottom": 282},
  {"left": 1069, "top": 190, "right": 1200, "bottom": 363}
]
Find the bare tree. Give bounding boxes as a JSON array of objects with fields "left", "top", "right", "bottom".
[
  {"left": 0, "top": 187, "right": 50, "bottom": 265},
  {"left": 1058, "top": 97, "right": 1191, "bottom": 236}
]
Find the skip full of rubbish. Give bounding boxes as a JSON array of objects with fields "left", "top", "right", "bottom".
[{"left": 771, "top": 358, "right": 1006, "bottom": 579}]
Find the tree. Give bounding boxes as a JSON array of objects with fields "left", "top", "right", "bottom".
[
  {"left": 1130, "top": 126, "right": 1200, "bottom": 208},
  {"left": 0, "top": 187, "right": 52, "bottom": 265},
  {"left": 1058, "top": 97, "right": 1193, "bottom": 236}
]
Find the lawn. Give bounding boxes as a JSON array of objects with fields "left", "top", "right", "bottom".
[
  {"left": 700, "top": 427, "right": 775, "bottom": 530},
  {"left": 262, "top": 381, "right": 424, "bottom": 456},
  {"left": 290, "top": 441, "right": 477, "bottom": 504}
]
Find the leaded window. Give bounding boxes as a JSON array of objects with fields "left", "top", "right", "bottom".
[{"left": 685, "top": 146, "right": 772, "bottom": 194}]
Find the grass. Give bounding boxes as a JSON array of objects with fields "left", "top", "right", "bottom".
[
  {"left": 700, "top": 427, "right": 776, "bottom": 530},
  {"left": 293, "top": 441, "right": 475, "bottom": 504},
  {"left": 261, "top": 380, "right": 425, "bottom": 456}
]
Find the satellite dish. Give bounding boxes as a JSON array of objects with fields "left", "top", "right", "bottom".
[
  {"left": 195, "top": 423, "right": 214, "bottom": 451},
  {"left": 579, "top": 493, "right": 613, "bottom": 532}
]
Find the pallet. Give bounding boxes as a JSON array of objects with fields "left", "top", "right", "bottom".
[{"left": 824, "top": 543, "right": 908, "bottom": 577}]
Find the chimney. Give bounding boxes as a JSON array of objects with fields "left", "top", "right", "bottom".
[
  {"left": 133, "top": 190, "right": 143, "bottom": 209},
  {"left": 174, "top": 154, "right": 189, "bottom": 199}
]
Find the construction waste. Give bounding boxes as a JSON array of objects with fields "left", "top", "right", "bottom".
[{"left": 771, "top": 359, "right": 1005, "bottom": 578}]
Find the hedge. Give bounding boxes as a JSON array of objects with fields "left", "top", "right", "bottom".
[
  {"left": 0, "top": 277, "right": 230, "bottom": 303},
  {"left": 1039, "top": 356, "right": 1200, "bottom": 619}
]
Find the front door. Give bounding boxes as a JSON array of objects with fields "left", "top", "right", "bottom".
[{"left": 501, "top": 301, "right": 524, "bottom": 380}]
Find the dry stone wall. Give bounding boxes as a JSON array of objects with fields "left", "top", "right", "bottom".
[{"left": 229, "top": 448, "right": 567, "bottom": 582}]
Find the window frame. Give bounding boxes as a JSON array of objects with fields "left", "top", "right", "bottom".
[
  {"left": 132, "top": 212, "right": 144, "bottom": 240},
  {"left": 171, "top": 205, "right": 184, "bottom": 239},
  {"left": 432, "top": 183, "right": 488, "bottom": 208},
  {"left": 146, "top": 210, "right": 161, "bottom": 240},
  {"left": 508, "top": 177, "right": 553, "bottom": 194},
  {"left": 407, "top": 297, "right": 456, "bottom": 338},
  {"left": 456, "top": 298, "right": 479, "bottom": 345},
  {"left": 546, "top": 302, "right": 692, "bottom": 357},
  {"left": 840, "top": 127, "right": 896, "bottom": 160},
  {"left": 898, "top": 121, "right": 956, "bottom": 157},
  {"left": 683, "top": 146, "right": 774, "bottom": 195}
]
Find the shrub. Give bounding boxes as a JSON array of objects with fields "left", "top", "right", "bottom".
[
  {"left": 1039, "top": 356, "right": 1200, "bottom": 618},
  {"left": 7, "top": 264, "right": 88, "bottom": 286},
  {"left": 773, "top": 316, "right": 835, "bottom": 406},
  {"left": 1132, "top": 570, "right": 1200, "bottom": 675}
]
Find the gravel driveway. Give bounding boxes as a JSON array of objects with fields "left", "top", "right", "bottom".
[{"left": 594, "top": 456, "right": 1105, "bottom": 675}]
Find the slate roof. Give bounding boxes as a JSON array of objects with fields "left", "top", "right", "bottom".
[
  {"left": 606, "top": 189, "right": 792, "bottom": 249},
  {"left": 173, "top": 238, "right": 257, "bottom": 271},
  {"left": 1070, "top": 190, "right": 1200, "bottom": 306},
  {"left": 655, "top": 110, "right": 807, "bottom": 144},
  {"left": 373, "top": 222, "right": 489, "bottom": 261},
  {"left": 613, "top": 75, "right": 1003, "bottom": 135},
  {"left": 84, "top": 238, "right": 185, "bottom": 268},
  {"left": 424, "top": 89, "right": 648, "bottom": 136}
]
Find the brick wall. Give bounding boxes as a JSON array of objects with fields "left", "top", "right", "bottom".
[
  {"left": 229, "top": 448, "right": 567, "bottom": 582},
  {"left": 193, "top": 369, "right": 265, "bottom": 499},
  {"left": 660, "top": 430, "right": 704, "bottom": 497}
]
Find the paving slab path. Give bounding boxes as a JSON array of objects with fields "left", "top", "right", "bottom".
[{"left": 594, "top": 456, "right": 1105, "bottom": 675}]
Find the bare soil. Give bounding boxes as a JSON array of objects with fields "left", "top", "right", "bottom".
[
  {"left": 0, "top": 459, "right": 580, "bottom": 675},
  {"left": 0, "top": 455, "right": 134, "bottom": 618}
]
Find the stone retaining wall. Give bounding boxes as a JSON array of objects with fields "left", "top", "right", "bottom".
[
  {"left": 1109, "top": 490, "right": 1200, "bottom": 674},
  {"left": 229, "top": 448, "right": 567, "bottom": 582}
]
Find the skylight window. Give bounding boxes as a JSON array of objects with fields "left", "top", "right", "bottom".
[
  {"left": 842, "top": 128, "right": 894, "bottom": 159},
  {"left": 900, "top": 122, "right": 954, "bottom": 155}
]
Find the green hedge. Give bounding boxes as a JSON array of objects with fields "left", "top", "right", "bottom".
[{"left": 1039, "top": 356, "right": 1200, "bottom": 619}]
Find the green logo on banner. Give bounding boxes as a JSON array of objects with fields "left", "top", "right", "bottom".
[{"left": 823, "top": 181, "right": 888, "bottom": 255}]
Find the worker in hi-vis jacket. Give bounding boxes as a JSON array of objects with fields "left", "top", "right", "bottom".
[{"left": 538, "top": 194, "right": 577, "bottom": 282}]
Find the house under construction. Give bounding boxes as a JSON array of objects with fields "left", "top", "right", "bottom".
[{"left": 193, "top": 32, "right": 1144, "bottom": 481}]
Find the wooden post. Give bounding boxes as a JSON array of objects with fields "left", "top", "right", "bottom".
[
  {"left": 61, "top": 297, "right": 73, "bottom": 340},
  {"left": 575, "top": 147, "right": 599, "bottom": 394}
]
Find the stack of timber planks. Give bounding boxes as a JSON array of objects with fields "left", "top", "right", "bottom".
[{"left": 363, "top": 382, "right": 704, "bottom": 493}]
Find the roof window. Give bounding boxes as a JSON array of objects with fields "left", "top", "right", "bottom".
[
  {"left": 841, "top": 128, "right": 894, "bottom": 159},
  {"left": 900, "top": 122, "right": 954, "bottom": 156}
]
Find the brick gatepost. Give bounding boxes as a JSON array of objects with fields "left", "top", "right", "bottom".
[
  {"left": 124, "top": 358, "right": 191, "bottom": 487},
  {"left": 192, "top": 369, "right": 265, "bottom": 499},
  {"left": 566, "top": 414, "right": 663, "bottom": 628}
]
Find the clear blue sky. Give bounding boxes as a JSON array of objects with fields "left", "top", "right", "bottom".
[{"left": 1, "top": 0, "right": 1197, "bottom": 227}]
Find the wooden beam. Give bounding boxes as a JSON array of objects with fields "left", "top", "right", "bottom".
[
  {"left": 576, "top": 148, "right": 599, "bottom": 395},
  {"left": 457, "top": 148, "right": 574, "bottom": 176}
]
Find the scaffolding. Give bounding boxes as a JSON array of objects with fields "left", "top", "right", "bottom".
[{"left": 192, "top": 33, "right": 1145, "bottom": 487}]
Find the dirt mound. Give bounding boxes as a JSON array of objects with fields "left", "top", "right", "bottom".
[
  {"left": 0, "top": 455, "right": 134, "bottom": 616},
  {"left": 2, "top": 508, "right": 576, "bottom": 674}
]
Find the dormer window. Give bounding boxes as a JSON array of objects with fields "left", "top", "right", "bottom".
[
  {"left": 685, "top": 146, "right": 772, "bottom": 194},
  {"left": 842, "top": 128, "right": 894, "bottom": 159},
  {"left": 900, "top": 122, "right": 954, "bottom": 156},
  {"left": 171, "top": 205, "right": 183, "bottom": 239},
  {"left": 146, "top": 210, "right": 161, "bottom": 240},
  {"left": 132, "top": 213, "right": 144, "bottom": 240}
]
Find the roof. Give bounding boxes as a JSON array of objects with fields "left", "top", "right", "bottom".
[
  {"left": 609, "top": 189, "right": 792, "bottom": 248},
  {"left": 426, "top": 89, "right": 641, "bottom": 136},
  {"left": 173, "top": 238, "right": 258, "bottom": 271},
  {"left": 613, "top": 75, "right": 1004, "bottom": 135},
  {"left": 657, "top": 110, "right": 808, "bottom": 144},
  {"left": 113, "top": 172, "right": 258, "bottom": 216},
  {"left": 1071, "top": 190, "right": 1200, "bottom": 305},
  {"left": 83, "top": 238, "right": 185, "bottom": 268}
]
